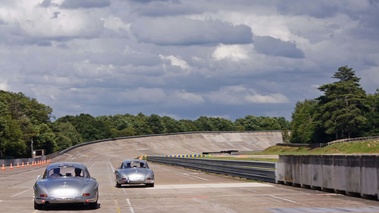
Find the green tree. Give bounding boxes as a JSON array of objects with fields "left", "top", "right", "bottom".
[
  {"left": 132, "top": 113, "right": 152, "bottom": 135},
  {"left": 56, "top": 114, "right": 112, "bottom": 142},
  {"left": 52, "top": 121, "right": 83, "bottom": 149},
  {"left": 161, "top": 116, "right": 186, "bottom": 133},
  {"left": 194, "top": 116, "right": 236, "bottom": 131},
  {"left": 290, "top": 99, "right": 319, "bottom": 143},
  {"left": 34, "top": 123, "right": 58, "bottom": 154},
  {"left": 147, "top": 114, "right": 165, "bottom": 134},
  {"left": 316, "top": 66, "right": 368, "bottom": 139},
  {"left": 0, "top": 90, "right": 53, "bottom": 157},
  {"left": 234, "top": 115, "right": 288, "bottom": 131},
  {"left": 179, "top": 119, "right": 198, "bottom": 132},
  {"left": 364, "top": 89, "right": 379, "bottom": 136},
  {"left": 0, "top": 115, "right": 25, "bottom": 157}
]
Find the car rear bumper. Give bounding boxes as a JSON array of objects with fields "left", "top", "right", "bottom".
[
  {"left": 34, "top": 194, "right": 98, "bottom": 204},
  {"left": 117, "top": 179, "right": 154, "bottom": 184}
]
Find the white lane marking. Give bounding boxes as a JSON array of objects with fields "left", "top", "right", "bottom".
[
  {"left": 126, "top": 198, "right": 135, "bottom": 213},
  {"left": 108, "top": 159, "right": 116, "bottom": 186},
  {"left": 120, "top": 175, "right": 135, "bottom": 213},
  {"left": 269, "top": 195, "right": 297, "bottom": 204},
  {"left": 108, "top": 160, "right": 115, "bottom": 172},
  {"left": 152, "top": 182, "right": 273, "bottom": 190},
  {"left": 11, "top": 188, "right": 32, "bottom": 197}
]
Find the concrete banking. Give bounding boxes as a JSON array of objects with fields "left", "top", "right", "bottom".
[{"left": 113, "top": 131, "right": 282, "bottom": 156}]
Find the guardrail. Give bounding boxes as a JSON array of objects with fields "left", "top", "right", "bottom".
[
  {"left": 146, "top": 156, "right": 276, "bottom": 183},
  {"left": 276, "top": 136, "right": 379, "bottom": 148},
  {"left": 326, "top": 136, "right": 379, "bottom": 145}
]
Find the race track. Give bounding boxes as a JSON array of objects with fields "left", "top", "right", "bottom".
[{"left": 1, "top": 133, "right": 378, "bottom": 213}]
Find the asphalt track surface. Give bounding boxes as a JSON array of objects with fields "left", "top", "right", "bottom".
[{"left": 1, "top": 141, "right": 379, "bottom": 213}]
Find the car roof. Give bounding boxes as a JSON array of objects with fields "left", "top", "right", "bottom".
[
  {"left": 46, "top": 162, "right": 87, "bottom": 170},
  {"left": 122, "top": 159, "right": 147, "bottom": 163}
]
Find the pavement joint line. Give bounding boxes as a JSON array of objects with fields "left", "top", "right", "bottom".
[
  {"left": 11, "top": 188, "right": 32, "bottom": 197},
  {"left": 114, "top": 199, "right": 121, "bottom": 213},
  {"left": 269, "top": 195, "right": 297, "bottom": 204}
]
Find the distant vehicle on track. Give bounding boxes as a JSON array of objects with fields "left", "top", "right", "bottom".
[
  {"left": 33, "top": 162, "right": 99, "bottom": 210},
  {"left": 114, "top": 159, "right": 155, "bottom": 187}
]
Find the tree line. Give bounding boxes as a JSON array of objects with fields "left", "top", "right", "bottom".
[
  {"left": 0, "top": 91, "right": 289, "bottom": 158},
  {"left": 1, "top": 66, "right": 378, "bottom": 158}
]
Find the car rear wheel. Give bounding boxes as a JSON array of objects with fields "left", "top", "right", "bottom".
[
  {"left": 89, "top": 201, "right": 98, "bottom": 209},
  {"left": 89, "top": 193, "right": 98, "bottom": 209},
  {"left": 115, "top": 182, "right": 121, "bottom": 188},
  {"left": 146, "top": 183, "right": 154, "bottom": 187},
  {"left": 34, "top": 201, "right": 43, "bottom": 210}
]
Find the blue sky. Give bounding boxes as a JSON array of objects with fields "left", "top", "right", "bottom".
[{"left": 0, "top": 0, "right": 378, "bottom": 121}]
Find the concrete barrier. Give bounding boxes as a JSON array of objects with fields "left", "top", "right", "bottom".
[
  {"left": 333, "top": 155, "right": 346, "bottom": 194},
  {"left": 276, "top": 155, "right": 378, "bottom": 199},
  {"left": 310, "top": 155, "right": 322, "bottom": 189},
  {"left": 360, "top": 156, "right": 377, "bottom": 198}
]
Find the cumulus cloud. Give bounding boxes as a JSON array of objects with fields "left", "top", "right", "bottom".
[
  {"left": 0, "top": 1, "right": 103, "bottom": 39},
  {"left": 40, "top": 0, "right": 111, "bottom": 9},
  {"left": 159, "top": 55, "right": 190, "bottom": 70},
  {"left": 172, "top": 90, "right": 204, "bottom": 104},
  {"left": 0, "top": 0, "right": 378, "bottom": 120},
  {"left": 0, "top": 82, "right": 8, "bottom": 90},
  {"left": 212, "top": 44, "right": 249, "bottom": 62},
  {"left": 254, "top": 36, "right": 304, "bottom": 58},
  {"left": 102, "top": 16, "right": 131, "bottom": 32},
  {"left": 245, "top": 93, "right": 289, "bottom": 104},
  {"left": 131, "top": 18, "right": 252, "bottom": 45},
  {"left": 207, "top": 86, "right": 289, "bottom": 105}
]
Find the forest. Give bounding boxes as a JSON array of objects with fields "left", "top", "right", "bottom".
[{"left": 0, "top": 66, "right": 378, "bottom": 158}]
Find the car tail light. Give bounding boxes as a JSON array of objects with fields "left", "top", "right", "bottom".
[
  {"left": 83, "top": 193, "right": 91, "bottom": 197},
  {"left": 40, "top": 194, "right": 48, "bottom": 198}
]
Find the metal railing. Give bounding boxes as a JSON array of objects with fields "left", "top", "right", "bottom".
[{"left": 147, "top": 156, "right": 276, "bottom": 183}]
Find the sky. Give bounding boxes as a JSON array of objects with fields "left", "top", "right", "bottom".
[{"left": 0, "top": 0, "right": 378, "bottom": 121}]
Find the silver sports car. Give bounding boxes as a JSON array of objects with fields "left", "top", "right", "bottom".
[
  {"left": 33, "top": 162, "right": 99, "bottom": 210},
  {"left": 115, "top": 159, "right": 155, "bottom": 187}
]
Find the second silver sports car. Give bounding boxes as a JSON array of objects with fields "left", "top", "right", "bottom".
[
  {"left": 115, "top": 159, "right": 154, "bottom": 187},
  {"left": 33, "top": 162, "right": 99, "bottom": 210}
]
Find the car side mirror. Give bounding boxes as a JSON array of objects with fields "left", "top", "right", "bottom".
[{"left": 36, "top": 175, "right": 42, "bottom": 180}]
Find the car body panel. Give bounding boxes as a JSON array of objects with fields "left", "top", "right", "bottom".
[
  {"left": 33, "top": 162, "right": 98, "bottom": 209},
  {"left": 115, "top": 159, "right": 155, "bottom": 187}
]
